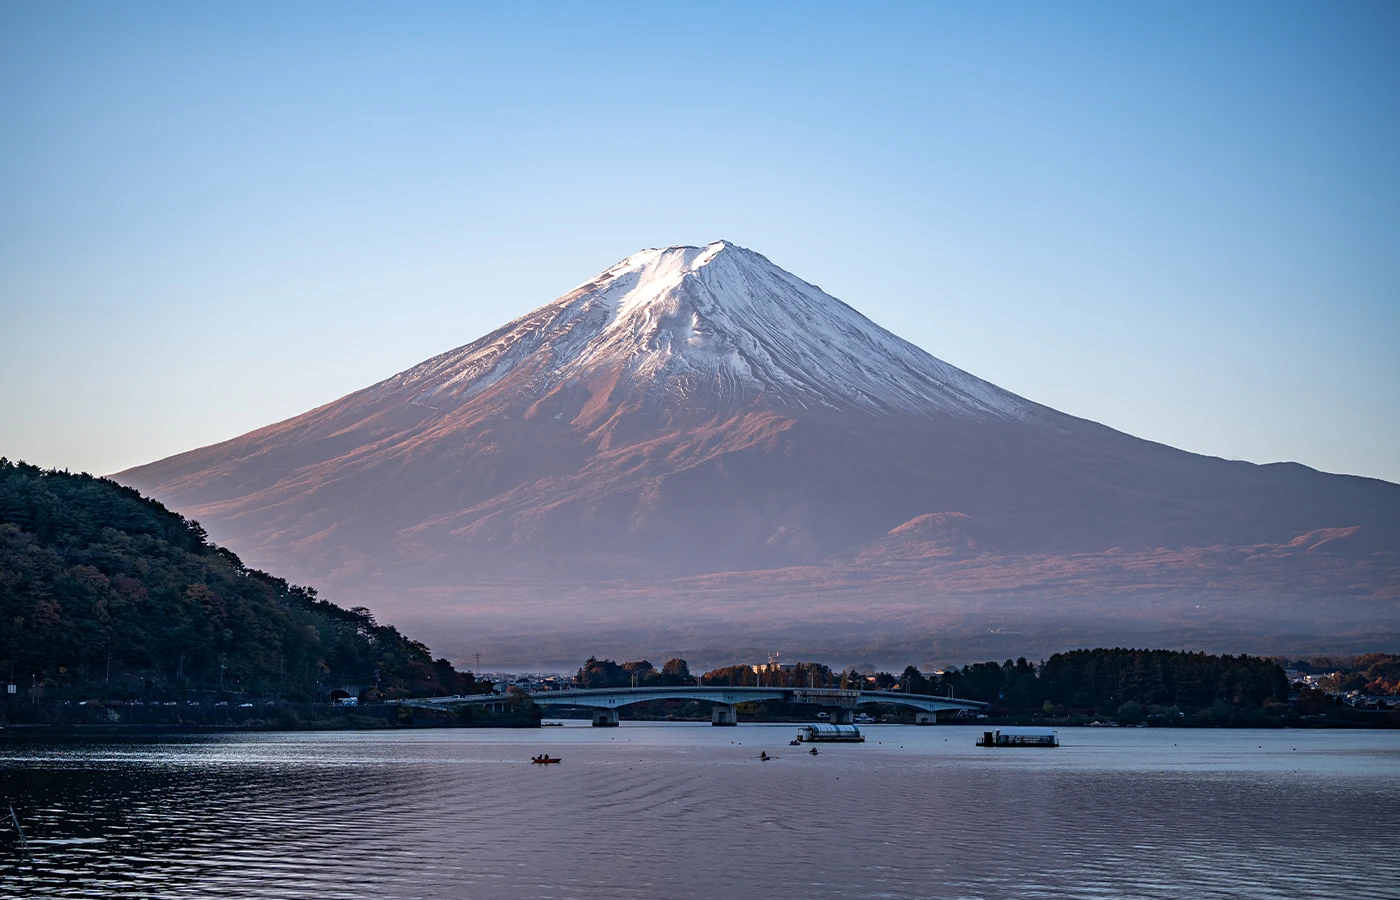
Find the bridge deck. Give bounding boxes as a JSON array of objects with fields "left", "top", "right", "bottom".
[{"left": 399, "top": 685, "right": 987, "bottom": 713}]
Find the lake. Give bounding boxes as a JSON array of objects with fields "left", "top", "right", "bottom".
[{"left": 2, "top": 724, "right": 1397, "bottom": 899}]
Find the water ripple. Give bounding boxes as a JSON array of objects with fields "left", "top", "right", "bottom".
[{"left": 2, "top": 725, "right": 1397, "bottom": 899}]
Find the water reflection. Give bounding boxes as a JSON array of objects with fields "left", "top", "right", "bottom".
[{"left": 2, "top": 726, "right": 1397, "bottom": 899}]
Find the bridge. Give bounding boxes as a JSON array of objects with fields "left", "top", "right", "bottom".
[{"left": 398, "top": 685, "right": 988, "bottom": 726}]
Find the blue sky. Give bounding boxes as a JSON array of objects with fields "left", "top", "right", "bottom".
[{"left": 2, "top": 2, "right": 1397, "bottom": 482}]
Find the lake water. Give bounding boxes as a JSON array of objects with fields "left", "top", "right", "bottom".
[{"left": 2, "top": 723, "right": 1397, "bottom": 899}]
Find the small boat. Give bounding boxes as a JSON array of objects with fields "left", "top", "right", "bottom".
[{"left": 531, "top": 755, "right": 562, "bottom": 764}]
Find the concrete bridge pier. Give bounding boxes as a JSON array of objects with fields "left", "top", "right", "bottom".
[
  {"left": 591, "top": 708, "right": 619, "bottom": 727},
  {"left": 711, "top": 705, "right": 737, "bottom": 726},
  {"left": 914, "top": 711, "right": 935, "bottom": 725},
  {"left": 829, "top": 708, "right": 854, "bottom": 725}
]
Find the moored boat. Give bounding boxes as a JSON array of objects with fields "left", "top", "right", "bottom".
[
  {"left": 977, "top": 727, "right": 1058, "bottom": 748},
  {"left": 797, "top": 724, "right": 864, "bottom": 743}
]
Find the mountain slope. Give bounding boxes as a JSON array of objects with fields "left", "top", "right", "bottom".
[{"left": 113, "top": 242, "right": 1400, "bottom": 662}]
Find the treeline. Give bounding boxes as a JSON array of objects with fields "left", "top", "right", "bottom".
[
  {"left": 1033, "top": 649, "right": 1288, "bottom": 711},
  {"left": 0, "top": 459, "right": 489, "bottom": 709},
  {"left": 576, "top": 657, "right": 837, "bottom": 690},
  {"left": 692, "top": 658, "right": 1028, "bottom": 700},
  {"left": 576, "top": 657, "right": 693, "bottom": 687},
  {"left": 696, "top": 651, "right": 1287, "bottom": 713},
  {"left": 578, "top": 648, "right": 1290, "bottom": 721}
]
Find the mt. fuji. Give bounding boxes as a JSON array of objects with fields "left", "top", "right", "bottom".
[
  {"left": 115, "top": 242, "right": 1399, "bottom": 664},
  {"left": 387, "top": 240, "right": 1034, "bottom": 422}
]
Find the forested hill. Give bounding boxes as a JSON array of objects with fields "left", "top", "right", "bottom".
[{"left": 0, "top": 459, "right": 482, "bottom": 701}]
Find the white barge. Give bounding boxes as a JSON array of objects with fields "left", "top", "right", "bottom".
[{"left": 798, "top": 723, "right": 865, "bottom": 743}]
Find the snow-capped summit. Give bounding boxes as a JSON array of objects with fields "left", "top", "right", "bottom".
[{"left": 383, "top": 241, "right": 1035, "bottom": 422}]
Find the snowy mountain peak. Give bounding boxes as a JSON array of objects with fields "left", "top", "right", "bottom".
[{"left": 386, "top": 242, "right": 1038, "bottom": 422}]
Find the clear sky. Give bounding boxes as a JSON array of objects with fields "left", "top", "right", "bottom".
[{"left": 2, "top": 1, "right": 1397, "bottom": 483}]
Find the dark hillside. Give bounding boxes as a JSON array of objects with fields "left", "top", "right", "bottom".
[{"left": 0, "top": 458, "right": 482, "bottom": 705}]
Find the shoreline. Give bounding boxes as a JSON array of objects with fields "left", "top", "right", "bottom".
[{"left": 3, "top": 716, "right": 1395, "bottom": 737}]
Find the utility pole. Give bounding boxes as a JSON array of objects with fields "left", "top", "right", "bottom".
[{"left": 106, "top": 651, "right": 112, "bottom": 684}]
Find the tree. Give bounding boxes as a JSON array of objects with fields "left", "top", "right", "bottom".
[
  {"left": 576, "top": 657, "right": 628, "bottom": 688},
  {"left": 661, "top": 658, "right": 692, "bottom": 684},
  {"left": 1295, "top": 687, "right": 1331, "bottom": 715},
  {"left": 701, "top": 664, "right": 756, "bottom": 687},
  {"left": 900, "top": 666, "right": 930, "bottom": 694},
  {"left": 622, "top": 660, "right": 657, "bottom": 684}
]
